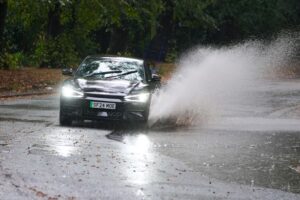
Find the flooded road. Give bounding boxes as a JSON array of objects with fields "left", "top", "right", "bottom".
[{"left": 1, "top": 79, "right": 300, "bottom": 199}]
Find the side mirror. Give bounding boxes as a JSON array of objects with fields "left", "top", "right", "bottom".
[
  {"left": 151, "top": 74, "right": 161, "bottom": 82},
  {"left": 62, "top": 68, "right": 73, "bottom": 76}
]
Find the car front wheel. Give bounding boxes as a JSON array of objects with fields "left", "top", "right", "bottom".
[{"left": 59, "top": 109, "right": 72, "bottom": 126}]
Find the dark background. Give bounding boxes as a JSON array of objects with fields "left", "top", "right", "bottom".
[{"left": 0, "top": 0, "right": 299, "bottom": 69}]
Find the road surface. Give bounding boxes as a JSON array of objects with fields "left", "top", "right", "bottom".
[{"left": 1, "top": 79, "right": 300, "bottom": 199}]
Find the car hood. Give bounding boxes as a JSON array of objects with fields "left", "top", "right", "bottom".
[{"left": 66, "top": 78, "right": 148, "bottom": 95}]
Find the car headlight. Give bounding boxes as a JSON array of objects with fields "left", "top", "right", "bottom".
[
  {"left": 124, "top": 93, "right": 150, "bottom": 103},
  {"left": 61, "top": 85, "right": 84, "bottom": 98}
]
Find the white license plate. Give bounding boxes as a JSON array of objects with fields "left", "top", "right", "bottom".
[{"left": 90, "top": 101, "right": 116, "bottom": 110}]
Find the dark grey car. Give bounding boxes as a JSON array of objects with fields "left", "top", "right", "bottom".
[{"left": 59, "top": 56, "right": 160, "bottom": 126}]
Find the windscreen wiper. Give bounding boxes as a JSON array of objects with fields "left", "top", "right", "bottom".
[
  {"left": 106, "top": 70, "right": 138, "bottom": 78},
  {"left": 84, "top": 70, "right": 122, "bottom": 77}
]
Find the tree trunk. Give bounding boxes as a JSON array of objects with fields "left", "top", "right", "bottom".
[
  {"left": 0, "top": 0, "right": 7, "bottom": 48},
  {"left": 70, "top": 0, "right": 80, "bottom": 30},
  {"left": 40, "top": 0, "right": 62, "bottom": 68},
  {"left": 145, "top": 0, "right": 175, "bottom": 61},
  {"left": 107, "top": 27, "right": 128, "bottom": 54},
  {"left": 47, "top": 0, "right": 62, "bottom": 38},
  {"left": 95, "top": 28, "right": 111, "bottom": 53}
]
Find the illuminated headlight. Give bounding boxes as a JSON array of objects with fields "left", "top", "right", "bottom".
[
  {"left": 61, "top": 85, "right": 83, "bottom": 98},
  {"left": 124, "top": 93, "right": 150, "bottom": 103}
]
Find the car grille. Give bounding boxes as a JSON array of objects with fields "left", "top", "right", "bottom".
[{"left": 85, "top": 92, "right": 125, "bottom": 101}]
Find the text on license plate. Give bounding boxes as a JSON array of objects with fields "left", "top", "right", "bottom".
[{"left": 90, "top": 101, "right": 116, "bottom": 110}]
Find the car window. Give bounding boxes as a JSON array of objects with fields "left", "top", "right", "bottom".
[{"left": 76, "top": 57, "right": 145, "bottom": 82}]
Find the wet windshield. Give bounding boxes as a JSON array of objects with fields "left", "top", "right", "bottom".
[{"left": 76, "top": 57, "right": 145, "bottom": 81}]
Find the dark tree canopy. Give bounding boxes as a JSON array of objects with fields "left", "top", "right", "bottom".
[
  {"left": 0, "top": 0, "right": 299, "bottom": 68},
  {"left": 0, "top": 0, "right": 7, "bottom": 47}
]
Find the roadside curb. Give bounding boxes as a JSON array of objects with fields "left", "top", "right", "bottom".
[{"left": 0, "top": 90, "right": 56, "bottom": 99}]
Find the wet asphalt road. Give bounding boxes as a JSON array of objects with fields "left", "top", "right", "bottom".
[{"left": 1, "top": 80, "right": 300, "bottom": 199}]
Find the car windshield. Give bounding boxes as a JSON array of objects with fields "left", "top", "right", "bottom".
[{"left": 75, "top": 57, "right": 145, "bottom": 82}]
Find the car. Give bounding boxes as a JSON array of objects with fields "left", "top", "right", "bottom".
[{"left": 59, "top": 56, "right": 161, "bottom": 126}]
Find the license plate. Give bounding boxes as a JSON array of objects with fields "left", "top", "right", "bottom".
[{"left": 90, "top": 101, "right": 116, "bottom": 110}]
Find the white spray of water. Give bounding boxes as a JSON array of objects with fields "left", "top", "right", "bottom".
[{"left": 149, "top": 35, "right": 298, "bottom": 127}]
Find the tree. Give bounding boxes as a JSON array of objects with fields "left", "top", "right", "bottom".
[
  {"left": 146, "top": 0, "right": 175, "bottom": 61},
  {"left": 47, "top": 0, "right": 62, "bottom": 39},
  {"left": 1, "top": 0, "right": 300, "bottom": 69},
  {"left": 0, "top": 0, "right": 7, "bottom": 68},
  {"left": 0, "top": 0, "right": 7, "bottom": 48}
]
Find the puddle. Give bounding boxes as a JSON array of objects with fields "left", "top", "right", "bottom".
[
  {"left": 0, "top": 136, "right": 11, "bottom": 147},
  {"left": 32, "top": 130, "right": 82, "bottom": 157},
  {"left": 0, "top": 140, "right": 8, "bottom": 146},
  {"left": 29, "top": 143, "right": 76, "bottom": 157},
  {"left": 28, "top": 148, "right": 57, "bottom": 156}
]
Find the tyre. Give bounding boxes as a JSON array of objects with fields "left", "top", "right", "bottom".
[
  {"left": 59, "top": 109, "right": 72, "bottom": 126},
  {"left": 136, "top": 110, "right": 149, "bottom": 129}
]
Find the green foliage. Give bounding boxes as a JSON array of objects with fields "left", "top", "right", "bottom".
[
  {"left": 33, "top": 34, "right": 78, "bottom": 68},
  {"left": 32, "top": 35, "right": 46, "bottom": 66},
  {"left": 0, "top": 0, "right": 299, "bottom": 69},
  {"left": 46, "top": 35, "right": 79, "bottom": 68},
  {"left": 1, "top": 52, "right": 24, "bottom": 69}
]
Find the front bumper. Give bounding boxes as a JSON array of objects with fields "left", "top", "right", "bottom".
[{"left": 60, "top": 97, "right": 149, "bottom": 121}]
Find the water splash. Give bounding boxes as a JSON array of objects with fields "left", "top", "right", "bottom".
[{"left": 149, "top": 34, "right": 299, "bottom": 127}]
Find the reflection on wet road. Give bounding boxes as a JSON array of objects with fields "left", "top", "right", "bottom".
[
  {"left": 29, "top": 130, "right": 80, "bottom": 157},
  {"left": 0, "top": 80, "right": 300, "bottom": 199}
]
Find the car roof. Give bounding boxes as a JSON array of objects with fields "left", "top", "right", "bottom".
[{"left": 86, "top": 55, "right": 144, "bottom": 63}]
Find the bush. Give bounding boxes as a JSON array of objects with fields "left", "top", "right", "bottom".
[
  {"left": 32, "top": 35, "right": 48, "bottom": 67},
  {"left": 0, "top": 52, "right": 24, "bottom": 70},
  {"left": 33, "top": 34, "right": 79, "bottom": 68}
]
